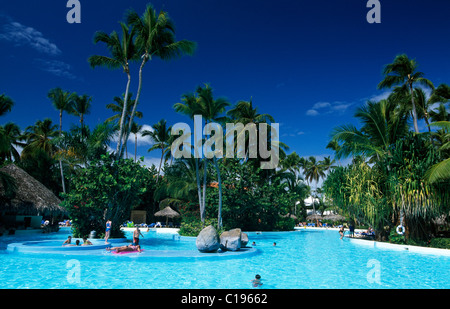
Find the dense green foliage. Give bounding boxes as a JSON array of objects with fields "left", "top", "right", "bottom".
[
  {"left": 1, "top": 4, "right": 448, "bottom": 252},
  {"left": 61, "top": 155, "right": 149, "bottom": 238},
  {"left": 324, "top": 54, "right": 450, "bottom": 244}
]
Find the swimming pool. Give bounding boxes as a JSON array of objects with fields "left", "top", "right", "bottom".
[{"left": 0, "top": 228, "right": 449, "bottom": 289}]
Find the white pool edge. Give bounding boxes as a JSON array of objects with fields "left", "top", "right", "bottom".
[{"left": 349, "top": 236, "right": 450, "bottom": 256}]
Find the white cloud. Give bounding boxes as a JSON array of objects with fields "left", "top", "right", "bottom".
[
  {"left": 112, "top": 124, "right": 155, "bottom": 146},
  {"left": 312, "top": 102, "right": 331, "bottom": 109},
  {"left": 306, "top": 101, "right": 353, "bottom": 116},
  {"left": 129, "top": 124, "right": 154, "bottom": 146},
  {"left": 369, "top": 90, "right": 391, "bottom": 102},
  {"left": 33, "top": 59, "right": 75, "bottom": 79},
  {"left": 0, "top": 21, "right": 61, "bottom": 56},
  {"left": 306, "top": 109, "right": 319, "bottom": 116},
  {"left": 331, "top": 103, "right": 352, "bottom": 111}
]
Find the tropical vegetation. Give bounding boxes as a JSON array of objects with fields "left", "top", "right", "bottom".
[
  {"left": 1, "top": 3, "right": 448, "bottom": 249},
  {"left": 324, "top": 54, "right": 450, "bottom": 245}
]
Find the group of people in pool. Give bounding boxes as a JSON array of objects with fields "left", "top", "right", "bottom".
[
  {"left": 105, "top": 222, "right": 145, "bottom": 253},
  {"left": 62, "top": 221, "right": 145, "bottom": 253},
  {"left": 62, "top": 236, "right": 93, "bottom": 246}
]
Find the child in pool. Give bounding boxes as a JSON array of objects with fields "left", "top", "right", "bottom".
[{"left": 251, "top": 274, "right": 263, "bottom": 287}]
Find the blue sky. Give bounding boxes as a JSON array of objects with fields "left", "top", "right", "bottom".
[{"left": 1, "top": 0, "right": 450, "bottom": 167}]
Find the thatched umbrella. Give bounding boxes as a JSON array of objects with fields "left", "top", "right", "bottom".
[
  {"left": 0, "top": 164, "right": 66, "bottom": 216},
  {"left": 306, "top": 214, "right": 322, "bottom": 221},
  {"left": 325, "top": 214, "right": 346, "bottom": 222},
  {"left": 154, "top": 206, "right": 180, "bottom": 227},
  {"left": 281, "top": 213, "right": 298, "bottom": 220},
  {"left": 306, "top": 214, "right": 346, "bottom": 222}
]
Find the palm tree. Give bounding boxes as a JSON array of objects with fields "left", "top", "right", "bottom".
[
  {"left": 303, "top": 156, "right": 326, "bottom": 220},
  {"left": 321, "top": 156, "right": 336, "bottom": 173},
  {"left": 432, "top": 83, "right": 450, "bottom": 101},
  {"left": 0, "top": 94, "right": 17, "bottom": 195},
  {"left": 55, "top": 122, "right": 115, "bottom": 168},
  {"left": 0, "top": 94, "right": 14, "bottom": 117},
  {"left": 106, "top": 93, "right": 143, "bottom": 156},
  {"left": 0, "top": 95, "right": 20, "bottom": 197},
  {"left": 425, "top": 121, "right": 450, "bottom": 183},
  {"left": 142, "top": 119, "right": 171, "bottom": 183},
  {"left": 71, "top": 94, "right": 92, "bottom": 129},
  {"left": 227, "top": 98, "right": 275, "bottom": 160},
  {"left": 429, "top": 103, "right": 450, "bottom": 123},
  {"left": 47, "top": 87, "right": 74, "bottom": 193},
  {"left": 0, "top": 122, "right": 23, "bottom": 162},
  {"left": 378, "top": 54, "right": 434, "bottom": 133},
  {"left": 158, "top": 157, "right": 201, "bottom": 203},
  {"left": 196, "top": 84, "right": 230, "bottom": 229},
  {"left": 174, "top": 92, "right": 205, "bottom": 222},
  {"left": 124, "top": 4, "right": 196, "bottom": 154},
  {"left": 106, "top": 93, "right": 142, "bottom": 124},
  {"left": 88, "top": 22, "right": 138, "bottom": 158},
  {"left": 130, "top": 122, "right": 143, "bottom": 162},
  {"left": 280, "top": 152, "right": 301, "bottom": 176},
  {"left": 227, "top": 98, "right": 275, "bottom": 125},
  {"left": 21, "top": 119, "right": 58, "bottom": 158},
  {"left": 331, "top": 99, "right": 409, "bottom": 162},
  {"left": 326, "top": 140, "right": 342, "bottom": 165},
  {"left": 48, "top": 87, "right": 74, "bottom": 134}
]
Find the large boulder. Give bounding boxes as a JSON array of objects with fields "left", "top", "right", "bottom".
[
  {"left": 196, "top": 225, "right": 220, "bottom": 253},
  {"left": 220, "top": 228, "right": 242, "bottom": 251},
  {"left": 241, "top": 232, "right": 249, "bottom": 247}
]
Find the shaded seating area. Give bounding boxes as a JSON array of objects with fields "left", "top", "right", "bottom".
[{"left": 0, "top": 164, "right": 66, "bottom": 234}]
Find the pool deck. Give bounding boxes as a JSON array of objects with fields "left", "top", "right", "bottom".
[{"left": 295, "top": 226, "right": 450, "bottom": 257}]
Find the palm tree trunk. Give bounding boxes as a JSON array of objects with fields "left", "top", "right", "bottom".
[
  {"left": 116, "top": 72, "right": 132, "bottom": 159},
  {"left": 202, "top": 157, "right": 208, "bottom": 222},
  {"left": 134, "top": 133, "right": 137, "bottom": 162},
  {"left": 124, "top": 56, "right": 147, "bottom": 156},
  {"left": 59, "top": 159, "right": 66, "bottom": 193},
  {"left": 410, "top": 84, "right": 420, "bottom": 133},
  {"left": 424, "top": 115, "right": 435, "bottom": 146},
  {"left": 214, "top": 157, "right": 223, "bottom": 230},
  {"left": 58, "top": 110, "right": 66, "bottom": 193},
  {"left": 314, "top": 181, "right": 319, "bottom": 226},
  {"left": 157, "top": 147, "right": 164, "bottom": 184},
  {"left": 195, "top": 157, "right": 205, "bottom": 223}
]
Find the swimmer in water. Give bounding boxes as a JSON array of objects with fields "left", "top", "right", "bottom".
[{"left": 251, "top": 274, "right": 263, "bottom": 287}]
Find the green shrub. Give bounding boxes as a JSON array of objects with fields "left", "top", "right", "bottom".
[
  {"left": 388, "top": 230, "right": 406, "bottom": 244},
  {"left": 429, "top": 238, "right": 450, "bottom": 249},
  {"left": 179, "top": 217, "right": 223, "bottom": 237},
  {"left": 274, "top": 217, "right": 296, "bottom": 231}
]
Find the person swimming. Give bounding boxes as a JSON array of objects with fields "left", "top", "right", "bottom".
[
  {"left": 62, "top": 236, "right": 72, "bottom": 246},
  {"left": 82, "top": 237, "right": 93, "bottom": 245},
  {"left": 251, "top": 274, "right": 263, "bottom": 288}
]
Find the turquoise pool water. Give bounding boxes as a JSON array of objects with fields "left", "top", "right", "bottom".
[{"left": 0, "top": 228, "right": 449, "bottom": 289}]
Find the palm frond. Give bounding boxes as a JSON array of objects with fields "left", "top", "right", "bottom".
[{"left": 425, "top": 158, "right": 450, "bottom": 183}]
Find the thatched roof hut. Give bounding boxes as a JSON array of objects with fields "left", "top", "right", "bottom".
[
  {"left": 306, "top": 214, "right": 346, "bottom": 222},
  {"left": 0, "top": 164, "right": 66, "bottom": 216},
  {"left": 154, "top": 206, "right": 180, "bottom": 219},
  {"left": 154, "top": 206, "right": 180, "bottom": 226}
]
